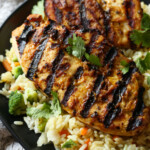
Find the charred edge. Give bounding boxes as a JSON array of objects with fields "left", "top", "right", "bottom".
[
  {"left": 55, "top": 7, "right": 62, "bottom": 24},
  {"left": 104, "top": 47, "right": 117, "bottom": 65},
  {"left": 126, "top": 87, "right": 145, "bottom": 131},
  {"left": 17, "top": 25, "right": 35, "bottom": 56},
  {"left": 80, "top": 92, "right": 96, "bottom": 118},
  {"left": 61, "top": 67, "right": 84, "bottom": 106},
  {"left": 104, "top": 107, "right": 121, "bottom": 128},
  {"left": 93, "top": 74, "right": 104, "bottom": 95},
  {"left": 44, "top": 50, "right": 64, "bottom": 95},
  {"left": 79, "top": 0, "right": 89, "bottom": 30},
  {"left": 80, "top": 74, "right": 104, "bottom": 118},
  {"left": 125, "top": 0, "right": 135, "bottom": 28},
  {"left": 26, "top": 23, "right": 55, "bottom": 80},
  {"left": 43, "top": 20, "right": 56, "bottom": 35},
  {"left": 104, "top": 67, "right": 137, "bottom": 128}
]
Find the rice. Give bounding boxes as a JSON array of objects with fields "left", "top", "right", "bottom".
[
  {"left": 14, "top": 121, "right": 23, "bottom": 126},
  {"left": 0, "top": 2, "right": 150, "bottom": 150}
]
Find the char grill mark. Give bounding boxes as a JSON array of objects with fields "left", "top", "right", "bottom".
[
  {"left": 104, "top": 66, "right": 138, "bottom": 128},
  {"left": 79, "top": 0, "right": 89, "bottom": 30},
  {"left": 63, "top": 29, "right": 73, "bottom": 45},
  {"left": 26, "top": 39, "right": 48, "bottom": 80},
  {"left": 26, "top": 23, "right": 55, "bottom": 80},
  {"left": 126, "top": 87, "right": 145, "bottom": 131},
  {"left": 80, "top": 74, "right": 104, "bottom": 118},
  {"left": 104, "top": 47, "right": 117, "bottom": 65},
  {"left": 80, "top": 92, "right": 96, "bottom": 118},
  {"left": 104, "top": 11, "right": 111, "bottom": 36},
  {"left": 61, "top": 66, "right": 84, "bottom": 106},
  {"left": 44, "top": 50, "right": 65, "bottom": 95},
  {"left": 93, "top": 74, "right": 104, "bottom": 95},
  {"left": 125, "top": 0, "right": 135, "bottom": 28},
  {"left": 52, "top": 0, "right": 62, "bottom": 24},
  {"left": 55, "top": 7, "right": 62, "bottom": 24},
  {"left": 17, "top": 25, "right": 35, "bottom": 56},
  {"left": 104, "top": 107, "right": 121, "bottom": 128},
  {"left": 86, "top": 30, "right": 101, "bottom": 54}
]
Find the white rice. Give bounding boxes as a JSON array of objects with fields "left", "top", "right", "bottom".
[
  {"left": 14, "top": 121, "right": 23, "bottom": 126},
  {"left": 0, "top": 2, "right": 150, "bottom": 150}
]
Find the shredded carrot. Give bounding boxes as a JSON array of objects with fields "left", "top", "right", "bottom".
[
  {"left": 59, "top": 130, "right": 70, "bottom": 137},
  {"left": 81, "top": 127, "right": 88, "bottom": 136},
  {"left": 85, "top": 139, "right": 90, "bottom": 145},
  {"left": 81, "top": 139, "right": 90, "bottom": 150},
  {"left": 14, "top": 62, "right": 20, "bottom": 67},
  {"left": 2, "top": 59, "right": 12, "bottom": 71},
  {"left": 112, "top": 135, "right": 119, "bottom": 141}
]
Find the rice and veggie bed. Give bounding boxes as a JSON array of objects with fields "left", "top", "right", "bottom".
[{"left": 0, "top": 1, "right": 150, "bottom": 150}]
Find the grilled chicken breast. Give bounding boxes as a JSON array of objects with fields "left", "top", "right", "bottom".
[
  {"left": 12, "top": 14, "right": 149, "bottom": 136},
  {"left": 44, "top": 0, "right": 142, "bottom": 48}
]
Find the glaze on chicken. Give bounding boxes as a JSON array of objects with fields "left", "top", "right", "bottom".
[
  {"left": 44, "top": 0, "right": 142, "bottom": 48},
  {"left": 12, "top": 14, "right": 149, "bottom": 136}
]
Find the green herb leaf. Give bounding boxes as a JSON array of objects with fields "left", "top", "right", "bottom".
[
  {"left": 32, "top": 0, "right": 45, "bottom": 18},
  {"left": 135, "top": 59, "right": 145, "bottom": 73},
  {"left": 26, "top": 103, "right": 52, "bottom": 119},
  {"left": 26, "top": 91, "right": 61, "bottom": 119},
  {"left": 51, "top": 91, "right": 62, "bottom": 116},
  {"left": 85, "top": 53, "right": 102, "bottom": 66},
  {"left": 38, "top": 118, "right": 47, "bottom": 132},
  {"left": 120, "top": 60, "right": 129, "bottom": 66},
  {"left": 120, "top": 60, "right": 130, "bottom": 74},
  {"left": 62, "top": 140, "right": 77, "bottom": 148},
  {"left": 147, "top": 76, "right": 150, "bottom": 86},
  {"left": 141, "top": 13, "right": 150, "bottom": 29},
  {"left": 66, "top": 33, "right": 86, "bottom": 59},
  {"left": 130, "top": 13, "right": 150, "bottom": 48},
  {"left": 66, "top": 34, "right": 102, "bottom": 67},
  {"left": 130, "top": 29, "right": 150, "bottom": 47},
  {"left": 135, "top": 52, "right": 150, "bottom": 73}
]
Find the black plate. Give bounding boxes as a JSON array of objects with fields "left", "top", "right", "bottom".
[
  {"left": 0, "top": 0, "right": 149, "bottom": 150},
  {"left": 0, "top": 0, "right": 55, "bottom": 150}
]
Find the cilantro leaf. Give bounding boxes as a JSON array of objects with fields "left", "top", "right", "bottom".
[
  {"left": 26, "top": 91, "right": 61, "bottom": 119},
  {"left": 130, "top": 29, "right": 150, "bottom": 47},
  {"left": 130, "top": 13, "right": 150, "bottom": 48},
  {"left": 135, "top": 59, "right": 145, "bottom": 73},
  {"left": 62, "top": 140, "right": 77, "bottom": 148},
  {"left": 135, "top": 52, "right": 150, "bottom": 73},
  {"left": 32, "top": 0, "right": 45, "bottom": 18},
  {"left": 66, "top": 34, "right": 102, "bottom": 67},
  {"left": 120, "top": 60, "right": 129, "bottom": 74},
  {"left": 66, "top": 34, "right": 86, "bottom": 59},
  {"left": 147, "top": 76, "right": 150, "bottom": 86},
  {"left": 141, "top": 13, "right": 150, "bottom": 30},
  {"left": 85, "top": 53, "right": 102, "bottom": 66}
]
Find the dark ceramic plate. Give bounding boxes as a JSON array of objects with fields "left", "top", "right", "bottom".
[
  {"left": 0, "top": 0, "right": 149, "bottom": 150},
  {"left": 0, "top": 0, "right": 55, "bottom": 150}
]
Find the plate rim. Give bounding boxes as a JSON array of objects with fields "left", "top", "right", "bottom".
[{"left": 0, "top": 1, "right": 36, "bottom": 150}]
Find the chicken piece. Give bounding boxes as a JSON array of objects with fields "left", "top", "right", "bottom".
[
  {"left": 44, "top": 0, "right": 142, "bottom": 48},
  {"left": 97, "top": 0, "right": 142, "bottom": 48},
  {"left": 12, "top": 14, "right": 149, "bottom": 136}
]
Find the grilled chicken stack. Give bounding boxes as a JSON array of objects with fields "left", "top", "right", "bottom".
[
  {"left": 12, "top": 0, "right": 149, "bottom": 136},
  {"left": 45, "top": 0, "right": 142, "bottom": 48}
]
